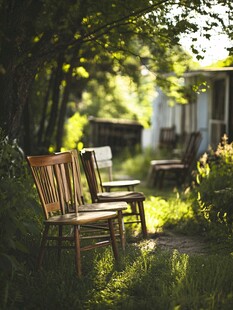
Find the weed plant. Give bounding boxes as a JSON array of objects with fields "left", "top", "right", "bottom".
[
  {"left": 193, "top": 134, "right": 233, "bottom": 240},
  {"left": 0, "top": 129, "right": 41, "bottom": 308}
]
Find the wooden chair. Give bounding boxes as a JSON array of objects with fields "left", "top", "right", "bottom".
[
  {"left": 27, "top": 152, "right": 120, "bottom": 277},
  {"left": 80, "top": 150, "right": 148, "bottom": 238},
  {"left": 148, "top": 131, "right": 202, "bottom": 188},
  {"left": 159, "top": 126, "right": 176, "bottom": 149},
  {"left": 84, "top": 146, "right": 140, "bottom": 192},
  {"left": 64, "top": 149, "right": 128, "bottom": 251}
]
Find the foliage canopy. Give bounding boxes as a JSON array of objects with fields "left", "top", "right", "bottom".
[{"left": 0, "top": 0, "right": 232, "bottom": 152}]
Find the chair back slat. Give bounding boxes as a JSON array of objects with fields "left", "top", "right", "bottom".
[
  {"left": 182, "top": 131, "right": 202, "bottom": 166},
  {"left": 54, "top": 163, "right": 69, "bottom": 214},
  {"left": 27, "top": 153, "right": 79, "bottom": 218},
  {"left": 42, "top": 166, "right": 57, "bottom": 207},
  {"left": 27, "top": 157, "right": 61, "bottom": 219},
  {"left": 159, "top": 126, "right": 176, "bottom": 149},
  {"left": 83, "top": 146, "right": 113, "bottom": 181},
  {"left": 70, "top": 150, "right": 85, "bottom": 205},
  {"left": 55, "top": 150, "right": 85, "bottom": 207},
  {"left": 80, "top": 150, "right": 102, "bottom": 203}
]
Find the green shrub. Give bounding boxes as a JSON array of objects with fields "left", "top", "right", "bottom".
[
  {"left": 0, "top": 129, "right": 41, "bottom": 308},
  {"left": 195, "top": 134, "right": 233, "bottom": 234}
]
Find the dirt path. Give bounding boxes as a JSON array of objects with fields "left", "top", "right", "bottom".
[{"left": 146, "top": 231, "right": 209, "bottom": 255}]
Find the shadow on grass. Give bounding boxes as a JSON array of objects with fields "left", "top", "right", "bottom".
[
  {"left": 14, "top": 241, "right": 233, "bottom": 310},
  {"left": 5, "top": 149, "right": 233, "bottom": 309}
]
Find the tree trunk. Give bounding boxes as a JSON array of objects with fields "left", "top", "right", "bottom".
[
  {"left": 56, "top": 61, "right": 75, "bottom": 151},
  {"left": 23, "top": 97, "right": 31, "bottom": 155},
  {"left": 37, "top": 72, "right": 54, "bottom": 150},
  {"left": 43, "top": 54, "right": 64, "bottom": 150},
  {"left": 0, "top": 64, "right": 36, "bottom": 141}
]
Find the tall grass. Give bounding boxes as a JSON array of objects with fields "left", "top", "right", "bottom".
[
  {"left": 14, "top": 245, "right": 233, "bottom": 309},
  {"left": 3, "top": 146, "right": 233, "bottom": 309}
]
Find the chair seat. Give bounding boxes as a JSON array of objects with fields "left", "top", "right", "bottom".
[
  {"left": 154, "top": 163, "right": 188, "bottom": 171},
  {"left": 46, "top": 211, "right": 117, "bottom": 225},
  {"left": 97, "top": 191, "right": 145, "bottom": 202},
  {"left": 79, "top": 201, "right": 128, "bottom": 212},
  {"left": 151, "top": 159, "right": 181, "bottom": 166},
  {"left": 102, "top": 179, "right": 140, "bottom": 191}
]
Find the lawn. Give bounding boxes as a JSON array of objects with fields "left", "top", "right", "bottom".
[
  {"left": 11, "top": 187, "right": 233, "bottom": 310},
  {"left": 2, "top": 145, "right": 233, "bottom": 309}
]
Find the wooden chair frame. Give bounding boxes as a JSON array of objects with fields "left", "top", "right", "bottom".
[
  {"left": 148, "top": 131, "right": 202, "bottom": 188},
  {"left": 80, "top": 150, "right": 148, "bottom": 239},
  {"left": 83, "top": 146, "right": 140, "bottom": 192},
  {"left": 159, "top": 126, "right": 177, "bottom": 149},
  {"left": 27, "top": 152, "right": 120, "bottom": 277},
  {"left": 62, "top": 150, "right": 128, "bottom": 251}
]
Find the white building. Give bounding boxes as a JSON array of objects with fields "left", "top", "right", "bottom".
[{"left": 144, "top": 67, "right": 233, "bottom": 156}]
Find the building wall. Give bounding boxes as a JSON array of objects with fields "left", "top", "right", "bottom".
[
  {"left": 145, "top": 87, "right": 182, "bottom": 150},
  {"left": 142, "top": 69, "right": 233, "bottom": 153}
]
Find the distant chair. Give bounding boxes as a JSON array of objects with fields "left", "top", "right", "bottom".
[
  {"left": 159, "top": 126, "right": 177, "bottom": 149},
  {"left": 148, "top": 131, "right": 202, "bottom": 188},
  {"left": 83, "top": 146, "right": 140, "bottom": 192}
]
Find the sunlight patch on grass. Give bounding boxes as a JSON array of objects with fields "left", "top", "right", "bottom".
[
  {"left": 145, "top": 195, "right": 195, "bottom": 233},
  {"left": 85, "top": 247, "right": 233, "bottom": 310}
]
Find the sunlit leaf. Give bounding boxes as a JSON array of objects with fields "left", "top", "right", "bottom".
[
  {"left": 73, "top": 67, "right": 89, "bottom": 78},
  {"left": 62, "top": 64, "right": 71, "bottom": 72}
]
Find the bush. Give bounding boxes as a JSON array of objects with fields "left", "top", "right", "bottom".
[
  {"left": 0, "top": 129, "right": 41, "bottom": 308},
  {"left": 195, "top": 134, "right": 233, "bottom": 234}
]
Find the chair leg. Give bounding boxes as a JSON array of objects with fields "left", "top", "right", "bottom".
[
  {"left": 130, "top": 201, "right": 140, "bottom": 222},
  {"left": 159, "top": 170, "right": 165, "bottom": 189},
  {"left": 147, "top": 165, "right": 155, "bottom": 186},
  {"left": 153, "top": 168, "right": 159, "bottom": 187},
  {"left": 117, "top": 210, "right": 126, "bottom": 252},
  {"left": 138, "top": 201, "right": 148, "bottom": 238},
  {"left": 130, "top": 201, "right": 137, "bottom": 214},
  {"left": 108, "top": 219, "right": 119, "bottom": 261},
  {"left": 37, "top": 224, "right": 49, "bottom": 270},
  {"left": 74, "top": 225, "right": 82, "bottom": 277},
  {"left": 180, "top": 169, "right": 188, "bottom": 185}
]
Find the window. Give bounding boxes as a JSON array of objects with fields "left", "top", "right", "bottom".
[
  {"left": 212, "top": 79, "right": 225, "bottom": 120},
  {"left": 210, "top": 77, "right": 227, "bottom": 148}
]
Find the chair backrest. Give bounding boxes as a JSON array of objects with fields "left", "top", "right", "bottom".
[
  {"left": 80, "top": 150, "right": 103, "bottom": 203},
  {"left": 27, "top": 152, "right": 79, "bottom": 218},
  {"left": 83, "top": 146, "right": 113, "bottom": 181},
  {"left": 181, "top": 131, "right": 202, "bottom": 166},
  {"left": 159, "top": 126, "right": 176, "bottom": 149},
  {"left": 56, "top": 149, "right": 85, "bottom": 205}
]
